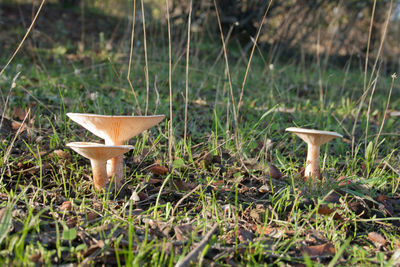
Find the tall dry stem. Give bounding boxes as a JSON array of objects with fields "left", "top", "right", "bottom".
[
  {"left": 165, "top": 0, "right": 174, "bottom": 164},
  {"left": 374, "top": 73, "right": 395, "bottom": 153},
  {"left": 141, "top": 0, "right": 150, "bottom": 115},
  {"left": 127, "top": 0, "right": 142, "bottom": 115},
  {"left": 184, "top": 0, "right": 193, "bottom": 147},
  {"left": 237, "top": 0, "right": 273, "bottom": 117},
  {"left": 213, "top": 0, "right": 238, "bottom": 148},
  {"left": 351, "top": 0, "right": 393, "bottom": 155}
]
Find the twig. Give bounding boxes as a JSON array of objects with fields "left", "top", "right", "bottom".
[
  {"left": 171, "top": 184, "right": 200, "bottom": 218},
  {"left": 175, "top": 224, "right": 219, "bottom": 267}
]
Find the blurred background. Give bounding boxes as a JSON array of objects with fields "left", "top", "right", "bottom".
[{"left": 1, "top": 0, "right": 399, "bottom": 71}]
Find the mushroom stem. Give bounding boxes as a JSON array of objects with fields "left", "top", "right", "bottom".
[
  {"left": 305, "top": 144, "right": 321, "bottom": 179},
  {"left": 106, "top": 156, "right": 124, "bottom": 187},
  {"left": 106, "top": 139, "right": 125, "bottom": 187},
  {"left": 91, "top": 159, "right": 108, "bottom": 190}
]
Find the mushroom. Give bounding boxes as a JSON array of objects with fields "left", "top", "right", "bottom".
[
  {"left": 285, "top": 127, "right": 343, "bottom": 179},
  {"left": 66, "top": 142, "right": 134, "bottom": 190},
  {"left": 67, "top": 113, "right": 164, "bottom": 187}
]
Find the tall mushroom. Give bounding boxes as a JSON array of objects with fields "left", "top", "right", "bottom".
[
  {"left": 66, "top": 142, "right": 134, "bottom": 190},
  {"left": 286, "top": 127, "right": 343, "bottom": 179},
  {"left": 67, "top": 113, "right": 165, "bottom": 187}
]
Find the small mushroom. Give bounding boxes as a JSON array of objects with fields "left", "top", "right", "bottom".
[
  {"left": 66, "top": 142, "right": 134, "bottom": 190},
  {"left": 286, "top": 127, "right": 343, "bottom": 179},
  {"left": 67, "top": 113, "right": 164, "bottom": 187}
]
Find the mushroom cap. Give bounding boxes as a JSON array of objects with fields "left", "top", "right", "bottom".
[
  {"left": 67, "top": 113, "right": 165, "bottom": 144},
  {"left": 285, "top": 127, "right": 343, "bottom": 145},
  {"left": 66, "top": 142, "right": 134, "bottom": 161}
]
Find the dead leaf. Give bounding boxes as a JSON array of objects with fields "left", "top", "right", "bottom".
[
  {"left": 146, "top": 178, "right": 163, "bottom": 184},
  {"left": 265, "top": 164, "right": 282, "bottom": 179},
  {"left": 174, "top": 224, "right": 193, "bottom": 241},
  {"left": 84, "top": 240, "right": 105, "bottom": 257},
  {"left": 303, "top": 243, "right": 335, "bottom": 257},
  {"left": 236, "top": 228, "right": 254, "bottom": 242},
  {"left": 149, "top": 165, "right": 169, "bottom": 175},
  {"left": 93, "top": 202, "right": 103, "bottom": 212},
  {"left": 349, "top": 200, "right": 366, "bottom": 216},
  {"left": 258, "top": 184, "right": 270, "bottom": 193},
  {"left": 324, "top": 191, "right": 341, "bottom": 204},
  {"left": 138, "top": 192, "right": 148, "bottom": 201},
  {"left": 317, "top": 205, "right": 342, "bottom": 220},
  {"left": 254, "top": 226, "right": 284, "bottom": 239},
  {"left": 368, "top": 232, "right": 386, "bottom": 247},
  {"left": 53, "top": 150, "right": 71, "bottom": 161},
  {"left": 66, "top": 217, "right": 77, "bottom": 228},
  {"left": 30, "top": 252, "right": 42, "bottom": 263},
  {"left": 172, "top": 179, "right": 196, "bottom": 191},
  {"left": 12, "top": 107, "right": 27, "bottom": 121},
  {"left": 338, "top": 176, "right": 351, "bottom": 186},
  {"left": 212, "top": 180, "right": 224, "bottom": 187},
  {"left": 59, "top": 201, "right": 72, "bottom": 211},
  {"left": 87, "top": 211, "right": 98, "bottom": 221}
]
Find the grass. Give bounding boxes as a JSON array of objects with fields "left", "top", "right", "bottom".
[{"left": 1, "top": 2, "right": 400, "bottom": 266}]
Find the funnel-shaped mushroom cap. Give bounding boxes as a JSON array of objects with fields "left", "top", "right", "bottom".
[
  {"left": 66, "top": 142, "right": 134, "bottom": 160},
  {"left": 67, "top": 113, "right": 165, "bottom": 144},
  {"left": 286, "top": 127, "right": 343, "bottom": 145}
]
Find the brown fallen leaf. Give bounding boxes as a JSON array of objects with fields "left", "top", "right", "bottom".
[
  {"left": 29, "top": 252, "right": 42, "bottom": 263},
  {"left": 349, "top": 200, "right": 366, "bottom": 216},
  {"left": 254, "top": 226, "right": 284, "bottom": 239},
  {"left": 368, "top": 232, "right": 386, "bottom": 247},
  {"left": 149, "top": 165, "right": 169, "bottom": 175},
  {"left": 66, "top": 217, "right": 78, "bottom": 228},
  {"left": 146, "top": 178, "right": 163, "bottom": 184},
  {"left": 174, "top": 224, "right": 194, "bottom": 241},
  {"left": 324, "top": 191, "right": 341, "bottom": 203},
  {"left": 258, "top": 184, "right": 270, "bottom": 193},
  {"left": 173, "top": 179, "right": 196, "bottom": 191},
  {"left": 212, "top": 180, "right": 224, "bottom": 187},
  {"left": 236, "top": 228, "right": 254, "bottom": 243},
  {"left": 0, "top": 193, "right": 8, "bottom": 201},
  {"left": 303, "top": 243, "right": 335, "bottom": 257},
  {"left": 317, "top": 205, "right": 342, "bottom": 220},
  {"left": 338, "top": 176, "right": 351, "bottom": 186},
  {"left": 59, "top": 201, "right": 72, "bottom": 211},
  {"left": 87, "top": 211, "right": 98, "bottom": 221},
  {"left": 13, "top": 106, "right": 27, "bottom": 121},
  {"left": 53, "top": 150, "right": 71, "bottom": 161},
  {"left": 265, "top": 164, "right": 282, "bottom": 179},
  {"left": 138, "top": 191, "right": 148, "bottom": 201}
]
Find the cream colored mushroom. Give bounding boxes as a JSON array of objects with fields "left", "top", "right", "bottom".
[
  {"left": 66, "top": 142, "right": 133, "bottom": 190},
  {"left": 286, "top": 127, "right": 343, "bottom": 179},
  {"left": 67, "top": 113, "right": 164, "bottom": 187}
]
